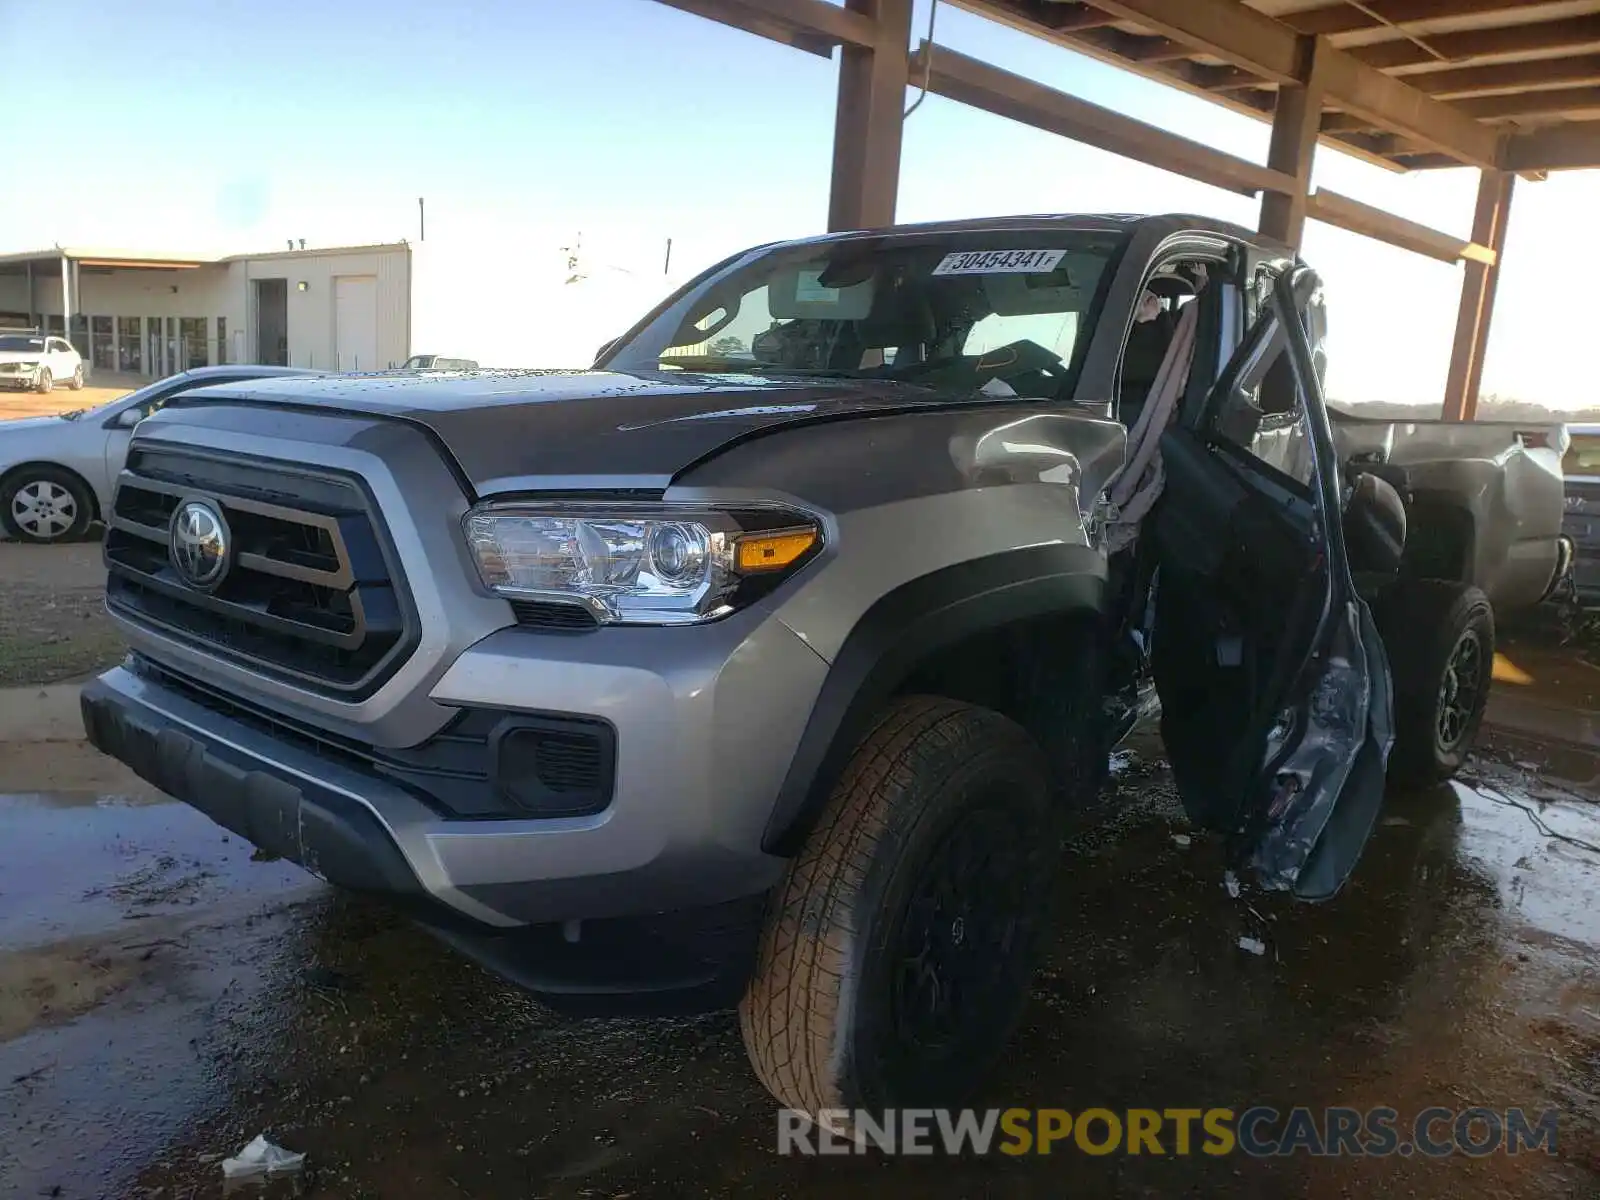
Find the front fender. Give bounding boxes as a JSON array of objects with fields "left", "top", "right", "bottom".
[{"left": 760, "top": 543, "right": 1106, "bottom": 856}]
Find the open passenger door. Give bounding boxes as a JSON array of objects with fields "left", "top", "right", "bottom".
[{"left": 1149, "top": 265, "right": 1393, "bottom": 901}]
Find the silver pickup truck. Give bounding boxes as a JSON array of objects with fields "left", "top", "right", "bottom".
[
  {"left": 74, "top": 213, "right": 1569, "bottom": 1117},
  {"left": 1329, "top": 409, "right": 1572, "bottom": 615}
]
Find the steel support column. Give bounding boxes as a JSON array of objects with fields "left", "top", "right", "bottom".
[
  {"left": 828, "top": 0, "right": 913, "bottom": 231},
  {"left": 1258, "top": 37, "right": 1327, "bottom": 249},
  {"left": 59, "top": 254, "right": 71, "bottom": 344},
  {"left": 1442, "top": 169, "right": 1514, "bottom": 421}
]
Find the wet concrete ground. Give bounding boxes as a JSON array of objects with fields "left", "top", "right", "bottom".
[{"left": 2, "top": 642, "right": 1599, "bottom": 1198}]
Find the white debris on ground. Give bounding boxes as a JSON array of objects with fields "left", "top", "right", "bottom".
[
  {"left": 1237, "top": 936, "right": 1267, "bottom": 957},
  {"left": 1224, "top": 871, "right": 1241, "bottom": 899},
  {"left": 221, "top": 1134, "right": 306, "bottom": 1180},
  {"left": 1171, "top": 833, "right": 1191, "bottom": 847}
]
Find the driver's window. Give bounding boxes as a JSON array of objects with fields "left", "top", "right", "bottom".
[{"left": 1208, "top": 303, "right": 1314, "bottom": 491}]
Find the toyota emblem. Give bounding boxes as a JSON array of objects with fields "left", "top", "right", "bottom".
[{"left": 169, "top": 498, "right": 231, "bottom": 589}]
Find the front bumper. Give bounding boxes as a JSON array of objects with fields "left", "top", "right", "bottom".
[
  {"left": 81, "top": 666, "right": 777, "bottom": 1012},
  {"left": 82, "top": 611, "right": 826, "bottom": 1009},
  {"left": 0, "top": 369, "right": 40, "bottom": 389}
]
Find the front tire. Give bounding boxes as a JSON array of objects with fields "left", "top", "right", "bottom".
[
  {"left": 68, "top": 365, "right": 84, "bottom": 390},
  {"left": 35, "top": 369, "right": 52, "bottom": 394},
  {"left": 739, "top": 696, "right": 1056, "bottom": 1115},
  {"left": 1376, "top": 579, "right": 1494, "bottom": 788},
  {"left": 1, "top": 467, "right": 94, "bottom": 543}
]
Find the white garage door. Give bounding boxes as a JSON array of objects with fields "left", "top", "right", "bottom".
[{"left": 334, "top": 275, "right": 378, "bottom": 372}]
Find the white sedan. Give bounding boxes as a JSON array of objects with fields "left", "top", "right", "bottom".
[
  {"left": 1, "top": 365, "right": 320, "bottom": 543},
  {"left": 0, "top": 332, "right": 85, "bottom": 393}
]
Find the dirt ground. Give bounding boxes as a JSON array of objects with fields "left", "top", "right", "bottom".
[
  {"left": 0, "top": 382, "right": 134, "bottom": 686},
  {"left": 0, "top": 542, "right": 126, "bottom": 687},
  {"left": 0, "top": 630, "right": 1597, "bottom": 1198},
  {"left": 0, "top": 377, "right": 132, "bottom": 420}
]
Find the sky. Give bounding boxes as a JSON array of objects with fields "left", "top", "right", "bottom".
[{"left": 1, "top": 0, "right": 1595, "bottom": 409}]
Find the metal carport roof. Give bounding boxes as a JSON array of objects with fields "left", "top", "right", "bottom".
[{"left": 656, "top": 0, "right": 1600, "bottom": 418}]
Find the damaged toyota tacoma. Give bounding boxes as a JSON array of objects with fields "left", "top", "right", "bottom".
[{"left": 83, "top": 215, "right": 1494, "bottom": 1113}]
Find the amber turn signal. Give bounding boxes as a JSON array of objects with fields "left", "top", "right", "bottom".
[{"left": 736, "top": 528, "right": 818, "bottom": 573}]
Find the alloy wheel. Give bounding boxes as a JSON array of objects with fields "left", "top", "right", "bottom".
[
  {"left": 11, "top": 480, "right": 77, "bottom": 540},
  {"left": 1436, "top": 631, "right": 1485, "bottom": 751}
]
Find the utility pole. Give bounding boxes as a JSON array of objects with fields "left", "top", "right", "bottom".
[
  {"left": 418, "top": 197, "right": 426, "bottom": 242},
  {"left": 663, "top": 237, "right": 673, "bottom": 276}
]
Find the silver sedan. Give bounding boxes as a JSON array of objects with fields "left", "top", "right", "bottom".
[{"left": 1, "top": 366, "right": 321, "bottom": 543}]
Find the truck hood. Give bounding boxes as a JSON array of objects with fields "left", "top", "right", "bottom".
[{"left": 181, "top": 368, "right": 1002, "bottom": 493}]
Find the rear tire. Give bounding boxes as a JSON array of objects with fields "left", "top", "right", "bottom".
[
  {"left": 1375, "top": 579, "right": 1494, "bottom": 788},
  {"left": 35, "top": 369, "right": 52, "bottom": 394},
  {"left": 739, "top": 696, "right": 1056, "bottom": 1116}
]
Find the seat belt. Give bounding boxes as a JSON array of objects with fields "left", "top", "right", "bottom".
[{"left": 1105, "top": 298, "right": 1200, "bottom": 555}]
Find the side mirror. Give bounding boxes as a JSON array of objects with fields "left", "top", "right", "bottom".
[
  {"left": 113, "top": 407, "right": 144, "bottom": 429},
  {"left": 1344, "top": 471, "right": 1407, "bottom": 580}
]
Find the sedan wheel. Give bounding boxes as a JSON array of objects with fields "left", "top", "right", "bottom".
[
  {"left": 69, "top": 365, "right": 85, "bottom": 390},
  {"left": 35, "top": 369, "right": 52, "bottom": 394},
  {"left": 2, "top": 471, "right": 93, "bottom": 543}
]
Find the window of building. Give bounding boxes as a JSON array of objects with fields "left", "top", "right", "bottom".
[
  {"left": 216, "top": 316, "right": 227, "bottom": 365},
  {"left": 179, "top": 317, "right": 207, "bottom": 370},
  {"left": 117, "top": 317, "right": 143, "bottom": 374},
  {"left": 91, "top": 316, "right": 115, "bottom": 371}
]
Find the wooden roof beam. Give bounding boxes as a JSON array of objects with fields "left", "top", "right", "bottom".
[
  {"left": 1035, "top": 2, "right": 1120, "bottom": 33},
  {"left": 1321, "top": 111, "right": 1377, "bottom": 133},
  {"left": 1409, "top": 52, "right": 1600, "bottom": 96},
  {"left": 1504, "top": 118, "right": 1600, "bottom": 168},
  {"left": 1350, "top": 12, "right": 1600, "bottom": 73},
  {"left": 910, "top": 41, "right": 1300, "bottom": 195},
  {"left": 1453, "top": 84, "right": 1600, "bottom": 118},
  {"left": 652, "top": 0, "right": 874, "bottom": 56},
  {"left": 1284, "top": 0, "right": 1573, "bottom": 39},
  {"left": 948, "top": 0, "right": 1499, "bottom": 164},
  {"left": 1306, "top": 188, "right": 1497, "bottom": 264},
  {"left": 1074, "top": 0, "right": 1502, "bottom": 164}
]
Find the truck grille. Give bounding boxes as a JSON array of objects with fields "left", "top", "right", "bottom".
[{"left": 105, "top": 447, "right": 415, "bottom": 698}]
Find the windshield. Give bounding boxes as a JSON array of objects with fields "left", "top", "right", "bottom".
[
  {"left": 604, "top": 229, "right": 1129, "bottom": 398},
  {"left": 0, "top": 335, "right": 46, "bottom": 353},
  {"left": 1565, "top": 433, "right": 1600, "bottom": 479}
]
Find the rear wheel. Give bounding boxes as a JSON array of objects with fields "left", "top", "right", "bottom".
[
  {"left": 1, "top": 467, "right": 94, "bottom": 543},
  {"left": 739, "top": 696, "right": 1056, "bottom": 1115},
  {"left": 35, "top": 369, "right": 52, "bottom": 394},
  {"left": 1376, "top": 579, "right": 1494, "bottom": 788}
]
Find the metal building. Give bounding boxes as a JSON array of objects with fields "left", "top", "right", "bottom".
[{"left": 0, "top": 242, "right": 412, "bottom": 377}]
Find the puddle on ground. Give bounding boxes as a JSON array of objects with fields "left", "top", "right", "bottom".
[{"left": 0, "top": 794, "right": 311, "bottom": 951}]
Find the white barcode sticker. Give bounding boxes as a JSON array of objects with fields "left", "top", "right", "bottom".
[{"left": 931, "top": 248, "right": 1067, "bottom": 276}]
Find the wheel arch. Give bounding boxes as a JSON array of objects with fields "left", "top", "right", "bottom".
[
  {"left": 1401, "top": 492, "right": 1478, "bottom": 584},
  {"left": 761, "top": 544, "right": 1107, "bottom": 856}
]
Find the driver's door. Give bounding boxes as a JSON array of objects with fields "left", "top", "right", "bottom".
[{"left": 1149, "top": 264, "right": 1392, "bottom": 901}]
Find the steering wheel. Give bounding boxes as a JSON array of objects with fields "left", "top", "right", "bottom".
[
  {"left": 971, "top": 339, "right": 1069, "bottom": 388},
  {"left": 887, "top": 338, "right": 1068, "bottom": 393}
]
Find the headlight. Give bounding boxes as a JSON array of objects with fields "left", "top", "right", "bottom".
[{"left": 463, "top": 503, "right": 822, "bottom": 625}]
